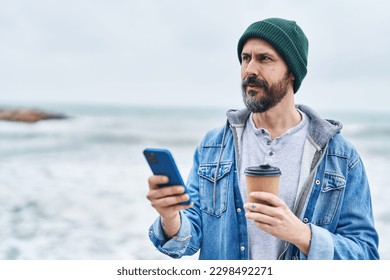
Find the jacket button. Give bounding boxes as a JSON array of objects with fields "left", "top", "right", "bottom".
[
  {"left": 291, "top": 256, "right": 297, "bottom": 260},
  {"left": 149, "top": 231, "right": 153, "bottom": 237},
  {"left": 237, "top": 208, "right": 241, "bottom": 213},
  {"left": 315, "top": 179, "right": 321, "bottom": 185},
  {"left": 303, "top": 218, "right": 309, "bottom": 223},
  {"left": 240, "top": 246, "right": 245, "bottom": 251}
]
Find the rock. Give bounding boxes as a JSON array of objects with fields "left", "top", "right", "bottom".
[{"left": 0, "top": 108, "right": 68, "bottom": 123}]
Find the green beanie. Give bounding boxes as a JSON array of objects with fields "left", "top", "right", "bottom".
[{"left": 237, "top": 18, "right": 309, "bottom": 93}]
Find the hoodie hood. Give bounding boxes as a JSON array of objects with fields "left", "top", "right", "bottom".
[{"left": 226, "top": 104, "right": 342, "bottom": 150}]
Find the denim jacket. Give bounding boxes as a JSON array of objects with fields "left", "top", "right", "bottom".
[{"left": 148, "top": 104, "right": 379, "bottom": 260}]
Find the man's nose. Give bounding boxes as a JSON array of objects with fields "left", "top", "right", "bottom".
[{"left": 244, "top": 60, "right": 259, "bottom": 77}]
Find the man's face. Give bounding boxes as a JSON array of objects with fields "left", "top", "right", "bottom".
[{"left": 240, "top": 38, "right": 294, "bottom": 113}]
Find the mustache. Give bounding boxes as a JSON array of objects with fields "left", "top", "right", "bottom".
[{"left": 241, "top": 76, "right": 268, "bottom": 89}]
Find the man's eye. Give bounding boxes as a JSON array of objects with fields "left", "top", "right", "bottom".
[
  {"left": 242, "top": 56, "right": 251, "bottom": 62},
  {"left": 261, "top": 55, "right": 271, "bottom": 61}
]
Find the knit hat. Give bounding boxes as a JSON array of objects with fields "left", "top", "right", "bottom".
[{"left": 237, "top": 18, "right": 309, "bottom": 93}]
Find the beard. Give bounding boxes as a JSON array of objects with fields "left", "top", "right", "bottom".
[{"left": 241, "top": 71, "right": 290, "bottom": 113}]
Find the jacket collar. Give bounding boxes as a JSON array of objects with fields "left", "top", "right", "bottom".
[{"left": 225, "top": 104, "right": 342, "bottom": 150}]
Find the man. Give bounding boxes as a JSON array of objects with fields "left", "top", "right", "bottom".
[{"left": 146, "top": 18, "right": 379, "bottom": 260}]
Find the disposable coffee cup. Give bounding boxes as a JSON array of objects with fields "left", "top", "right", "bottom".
[{"left": 244, "top": 164, "right": 281, "bottom": 203}]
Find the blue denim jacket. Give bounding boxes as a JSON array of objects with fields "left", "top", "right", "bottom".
[{"left": 148, "top": 104, "right": 379, "bottom": 260}]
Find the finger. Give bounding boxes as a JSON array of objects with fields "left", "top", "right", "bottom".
[
  {"left": 244, "top": 202, "right": 279, "bottom": 219},
  {"left": 243, "top": 202, "right": 263, "bottom": 212},
  {"left": 148, "top": 175, "right": 169, "bottom": 189},
  {"left": 162, "top": 202, "right": 194, "bottom": 217},
  {"left": 254, "top": 222, "right": 275, "bottom": 233},
  {"left": 249, "top": 192, "right": 283, "bottom": 207},
  {"left": 151, "top": 193, "right": 190, "bottom": 208},
  {"left": 172, "top": 202, "right": 194, "bottom": 212},
  {"left": 244, "top": 202, "right": 271, "bottom": 213},
  {"left": 245, "top": 211, "right": 275, "bottom": 226},
  {"left": 147, "top": 185, "right": 185, "bottom": 201}
]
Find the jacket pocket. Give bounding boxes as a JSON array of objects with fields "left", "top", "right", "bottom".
[
  {"left": 198, "top": 162, "right": 232, "bottom": 217},
  {"left": 312, "top": 172, "right": 346, "bottom": 226}
]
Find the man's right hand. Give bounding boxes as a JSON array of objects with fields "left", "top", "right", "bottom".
[{"left": 146, "top": 175, "right": 193, "bottom": 238}]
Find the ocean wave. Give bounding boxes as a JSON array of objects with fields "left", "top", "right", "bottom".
[
  {"left": 343, "top": 124, "right": 390, "bottom": 139},
  {"left": 0, "top": 114, "right": 210, "bottom": 159}
]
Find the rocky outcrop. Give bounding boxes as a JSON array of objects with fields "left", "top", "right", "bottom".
[{"left": 0, "top": 108, "right": 68, "bottom": 123}]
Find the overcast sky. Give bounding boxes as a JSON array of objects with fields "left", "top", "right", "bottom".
[{"left": 1, "top": 0, "right": 389, "bottom": 111}]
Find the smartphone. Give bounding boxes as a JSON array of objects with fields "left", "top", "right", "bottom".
[{"left": 143, "top": 148, "right": 192, "bottom": 205}]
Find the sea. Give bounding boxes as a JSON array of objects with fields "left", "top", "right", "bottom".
[{"left": 0, "top": 103, "right": 389, "bottom": 260}]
